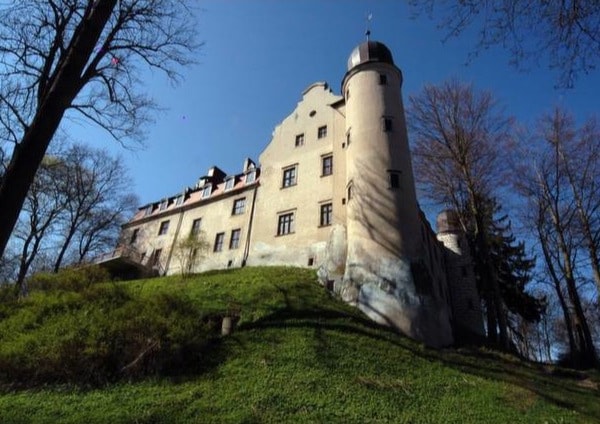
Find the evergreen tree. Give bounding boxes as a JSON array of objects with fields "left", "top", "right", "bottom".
[
  {"left": 491, "top": 213, "right": 545, "bottom": 323},
  {"left": 464, "top": 197, "right": 545, "bottom": 349}
]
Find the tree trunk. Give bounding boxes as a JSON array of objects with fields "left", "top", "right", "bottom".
[
  {"left": 554, "top": 213, "right": 597, "bottom": 367},
  {"left": 0, "top": 0, "right": 117, "bottom": 260},
  {"left": 472, "top": 200, "right": 509, "bottom": 350},
  {"left": 537, "top": 224, "right": 578, "bottom": 361},
  {"left": 562, "top": 257, "right": 598, "bottom": 367},
  {"left": 53, "top": 224, "right": 78, "bottom": 272}
]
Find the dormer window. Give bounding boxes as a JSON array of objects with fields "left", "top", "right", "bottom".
[
  {"left": 202, "top": 184, "right": 212, "bottom": 199},
  {"left": 159, "top": 199, "right": 168, "bottom": 211},
  {"left": 144, "top": 205, "right": 154, "bottom": 216},
  {"left": 175, "top": 194, "right": 184, "bottom": 206},
  {"left": 245, "top": 170, "right": 256, "bottom": 184},
  {"left": 225, "top": 177, "right": 235, "bottom": 191}
]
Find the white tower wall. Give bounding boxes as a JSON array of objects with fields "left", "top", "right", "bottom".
[{"left": 339, "top": 42, "right": 453, "bottom": 347}]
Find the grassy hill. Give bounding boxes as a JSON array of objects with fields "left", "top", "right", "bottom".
[{"left": 0, "top": 266, "right": 598, "bottom": 423}]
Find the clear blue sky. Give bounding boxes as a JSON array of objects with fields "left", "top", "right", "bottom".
[{"left": 66, "top": 0, "right": 600, "bottom": 210}]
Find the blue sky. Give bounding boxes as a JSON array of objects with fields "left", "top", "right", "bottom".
[{"left": 66, "top": 0, "right": 600, "bottom": 210}]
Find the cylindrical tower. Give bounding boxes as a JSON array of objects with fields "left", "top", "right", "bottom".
[{"left": 340, "top": 41, "right": 453, "bottom": 347}]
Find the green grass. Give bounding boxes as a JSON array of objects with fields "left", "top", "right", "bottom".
[{"left": 0, "top": 266, "right": 598, "bottom": 423}]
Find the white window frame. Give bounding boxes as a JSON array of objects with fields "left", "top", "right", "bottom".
[
  {"left": 202, "top": 184, "right": 212, "bottom": 199},
  {"left": 224, "top": 177, "right": 235, "bottom": 191}
]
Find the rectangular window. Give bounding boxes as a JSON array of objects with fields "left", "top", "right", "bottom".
[
  {"left": 129, "top": 228, "right": 139, "bottom": 244},
  {"left": 232, "top": 197, "right": 246, "bottom": 215},
  {"left": 245, "top": 170, "right": 256, "bottom": 184},
  {"left": 321, "top": 155, "right": 333, "bottom": 176},
  {"left": 224, "top": 177, "right": 235, "bottom": 191},
  {"left": 175, "top": 195, "right": 184, "bottom": 206},
  {"left": 389, "top": 171, "right": 401, "bottom": 189},
  {"left": 159, "top": 199, "right": 168, "bottom": 211},
  {"left": 277, "top": 212, "right": 295, "bottom": 236},
  {"left": 282, "top": 166, "right": 297, "bottom": 188},
  {"left": 317, "top": 125, "right": 327, "bottom": 139},
  {"left": 320, "top": 203, "right": 332, "bottom": 227},
  {"left": 295, "top": 133, "right": 304, "bottom": 147},
  {"left": 214, "top": 232, "right": 225, "bottom": 252},
  {"left": 383, "top": 117, "right": 393, "bottom": 132},
  {"left": 158, "top": 220, "right": 169, "bottom": 235},
  {"left": 190, "top": 218, "right": 202, "bottom": 236},
  {"left": 202, "top": 184, "right": 212, "bottom": 198},
  {"left": 151, "top": 248, "right": 162, "bottom": 266},
  {"left": 379, "top": 73, "right": 387, "bottom": 85},
  {"left": 230, "top": 229, "right": 241, "bottom": 249}
]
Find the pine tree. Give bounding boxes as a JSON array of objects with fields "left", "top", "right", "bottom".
[{"left": 464, "top": 197, "right": 545, "bottom": 350}]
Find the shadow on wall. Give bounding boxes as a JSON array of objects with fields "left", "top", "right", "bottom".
[
  {"left": 340, "top": 154, "right": 454, "bottom": 347},
  {"left": 346, "top": 155, "right": 432, "bottom": 294}
]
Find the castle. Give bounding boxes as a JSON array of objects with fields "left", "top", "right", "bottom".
[{"left": 101, "top": 40, "right": 484, "bottom": 347}]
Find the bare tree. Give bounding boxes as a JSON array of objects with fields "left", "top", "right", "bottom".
[
  {"left": 513, "top": 107, "right": 598, "bottom": 368},
  {"left": 13, "top": 157, "right": 67, "bottom": 290},
  {"left": 75, "top": 198, "right": 136, "bottom": 264},
  {"left": 408, "top": 79, "right": 515, "bottom": 349},
  {"left": 52, "top": 144, "right": 137, "bottom": 271},
  {"left": 551, "top": 111, "right": 600, "bottom": 293},
  {"left": 409, "top": 1, "right": 600, "bottom": 88},
  {"left": 6, "top": 143, "right": 137, "bottom": 287},
  {"left": 0, "top": 0, "right": 199, "bottom": 261}
]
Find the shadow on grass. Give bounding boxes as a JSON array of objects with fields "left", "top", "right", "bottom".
[
  {"left": 225, "top": 292, "right": 600, "bottom": 422},
  {"left": 3, "top": 277, "right": 597, "bottom": 423}
]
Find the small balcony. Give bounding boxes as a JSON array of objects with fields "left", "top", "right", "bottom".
[{"left": 94, "top": 246, "right": 159, "bottom": 279}]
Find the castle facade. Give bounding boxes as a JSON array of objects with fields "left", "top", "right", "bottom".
[{"left": 107, "top": 40, "right": 484, "bottom": 347}]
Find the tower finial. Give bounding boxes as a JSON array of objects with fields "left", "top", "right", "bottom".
[{"left": 365, "top": 12, "right": 373, "bottom": 41}]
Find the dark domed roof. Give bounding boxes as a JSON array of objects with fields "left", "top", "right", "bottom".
[{"left": 347, "top": 41, "right": 394, "bottom": 70}]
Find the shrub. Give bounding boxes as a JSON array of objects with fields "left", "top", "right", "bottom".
[
  {"left": 26, "top": 265, "right": 111, "bottom": 293},
  {"left": 0, "top": 284, "right": 218, "bottom": 386}
]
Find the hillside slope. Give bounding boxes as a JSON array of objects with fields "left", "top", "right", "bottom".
[{"left": 0, "top": 267, "right": 598, "bottom": 423}]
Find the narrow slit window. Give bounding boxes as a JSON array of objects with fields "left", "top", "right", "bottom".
[
  {"left": 321, "top": 155, "right": 333, "bottom": 176},
  {"left": 383, "top": 117, "right": 393, "bottom": 132},
  {"left": 389, "top": 171, "right": 401, "bottom": 189}
]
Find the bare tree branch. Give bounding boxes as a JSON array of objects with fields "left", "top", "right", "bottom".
[
  {"left": 0, "top": 0, "right": 200, "bottom": 260},
  {"left": 409, "top": 0, "right": 600, "bottom": 88}
]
